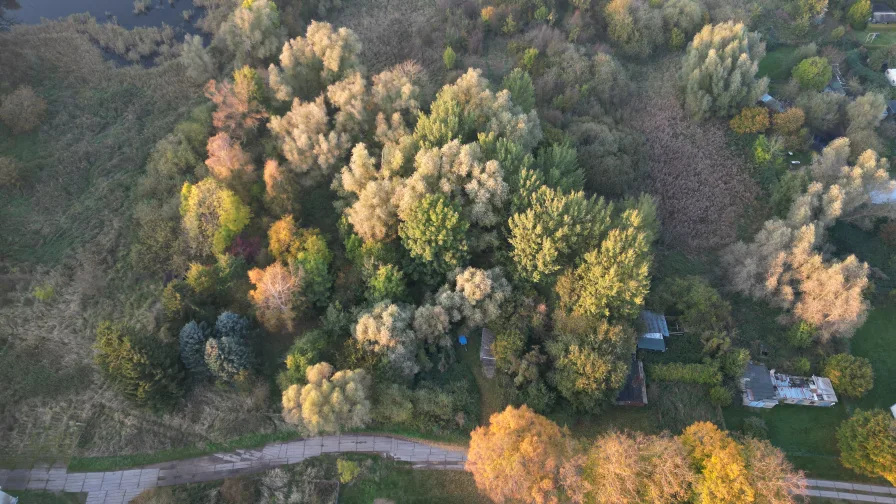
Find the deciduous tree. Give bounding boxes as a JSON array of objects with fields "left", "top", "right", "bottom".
[
  {"left": 215, "top": 0, "right": 285, "bottom": 68},
  {"left": 546, "top": 314, "right": 637, "bottom": 412},
  {"left": 466, "top": 405, "right": 570, "bottom": 504},
  {"left": 248, "top": 262, "right": 303, "bottom": 332},
  {"left": 837, "top": 409, "right": 896, "bottom": 485},
  {"left": 180, "top": 179, "right": 251, "bottom": 256},
  {"left": 792, "top": 57, "right": 832, "bottom": 91},
  {"left": 681, "top": 22, "right": 768, "bottom": 120},
  {"left": 399, "top": 193, "right": 469, "bottom": 279},
  {"left": 268, "top": 22, "right": 361, "bottom": 101},
  {"left": 281, "top": 362, "right": 371, "bottom": 434},
  {"left": 824, "top": 353, "right": 874, "bottom": 398}
]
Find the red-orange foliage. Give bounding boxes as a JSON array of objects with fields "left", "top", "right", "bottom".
[
  {"left": 206, "top": 132, "right": 254, "bottom": 181},
  {"left": 629, "top": 62, "right": 758, "bottom": 251},
  {"left": 204, "top": 78, "right": 266, "bottom": 142},
  {"left": 729, "top": 106, "right": 770, "bottom": 134}
]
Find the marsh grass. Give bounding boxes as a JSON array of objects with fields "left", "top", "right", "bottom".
[{"left": 0, "top": 19, "right": 286, "bottom": 464}]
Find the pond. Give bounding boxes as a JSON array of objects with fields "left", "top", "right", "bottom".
[{"left": 6, "top": 0, "right": 203, "bottom": 31}]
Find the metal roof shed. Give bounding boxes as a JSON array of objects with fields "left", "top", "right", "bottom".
[
  {"left": 742, "top": 363, "right": 778, "bottom": 408},
  {"left": 640, "top": 311, "right": 670, "bottom": 337},
  {"left": 637, "top": 333, "right": 666, "bottom": 351}
]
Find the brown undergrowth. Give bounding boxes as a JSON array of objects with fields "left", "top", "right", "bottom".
[{"left": 628, "top": 58, "right": 759, "bottom": 252}]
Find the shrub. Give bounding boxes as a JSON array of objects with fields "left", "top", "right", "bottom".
[
  {"left": 0, "top": 156, "right": 20, "bottom": 187},
  {"left": 792, "top": 57, "right": 833, "bottom": 91},
  {"left": 743, "top": 417, "right": 768, "bottom": 439},
  {"left": 786, "top": 321, "right": 815, "bottom": 348},
  {"left": 824, "top": 354, "right": 874, "bottom": 398},
  {"left": 337, "top": 459, "right": 361, "bottom": 483},
  {"left": 831, "top": 26, "right": 845, "bottom": 40},
  {"left": 277, "top": 329, "right": 326, "bottom": 389},
  {"left": 443, "top": 46, "right": 456, "bottom": 70},
  {"left": 729, "top": 106, "right": 770, "bottom": 134},
  {"left": 94, "top": 321, "right": 184, "bottom": 410},
  {"left": 0, "top": 85, "right": 48, "bottom": 134},
  {"left": 709, "top": 385, "right": 732, "bottom": 407},
  {"left": 32, "top": 283, "right": 55, "bottom": 302},
  {"left": 649, "top": 362, "right": 722, "bottom": 385},
  {"left": 790, "top": 357, "right": 811, "bottom": 376},
  {"left": 879, "top": 221, "right": 896, "bottom": 248}
]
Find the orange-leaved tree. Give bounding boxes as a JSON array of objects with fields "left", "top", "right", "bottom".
[{"left": 466, "top": 405, "right": 571, "bottom": 504}]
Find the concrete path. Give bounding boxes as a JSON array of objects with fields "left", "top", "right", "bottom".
[
  {"left": 2, "top": 436, "right": 894, "bottom": 504},
  {"left": 0, "top": 434, "right": 467, "bottom": 504},
  {"left": 805, "top": 478, "right": 896, "bottom": 502}
]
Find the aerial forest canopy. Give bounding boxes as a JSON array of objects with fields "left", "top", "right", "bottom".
[{"left": 3, "top": 0, "right": 896, "bottom": 499}]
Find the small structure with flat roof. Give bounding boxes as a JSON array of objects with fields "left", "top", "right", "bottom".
[
  {"left": 480, "top": 327, "right": 496, "bottom": 379},
  {"left": 873, "top": 3, "right": 896, "bottom": 23},
  {"left": 741, "top": 362, "right": 838, "bottom": 408},
  {"left": 742, "top": 362, "right": 778, "bottom": 408},
  {"left": 637, "top": 310, "right": 669, "bottom": 351},
  {"left": 759, "top": 93, "right": 785, "bottom": 113},
  {"left": 615, "top": 354, "right": 648, "bottom": 406}
]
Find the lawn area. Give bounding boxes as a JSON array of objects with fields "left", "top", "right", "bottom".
[
  {"left": 758, "top": 46, "right": 798, "bottom": 85},
  {"left": 849, "top": 306, "right": 896, "bottom": 411},
  {"left": 723, "top": 403, "right": 857, "bottom": 480},
  {"left": 4, "top": 490, "right": 85, "bottom": 503},
  {"left": 340, "top": 460, "right": 491, "bottom": 504},
  {"left": 853, "top": 25, "right": 896, "bottom": 48}
]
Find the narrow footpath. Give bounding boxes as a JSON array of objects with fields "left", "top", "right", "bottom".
[
  {"left": 0, "top": 434, "right": 894, "bottom": 504},
  {"left": 0, "top": 434, "right": 466, "bottom": 504}
]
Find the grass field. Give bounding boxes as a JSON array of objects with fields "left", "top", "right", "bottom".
[
  {"left": 340, "top": 458, "right": 491, "bottom": 504},
  {"left": 758, "top": 46, "right": 799, "bottom": 83},
  {"left": 853, "top": 25, "right": 896, "bottom": 47},
  {"left": 4, "top": 490, "right": 85, "bottom": 503},
  {"left": 850, "top": 306, "right": 896, "bottom": 411}
]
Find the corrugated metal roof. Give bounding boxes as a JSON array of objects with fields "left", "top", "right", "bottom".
[
  {"left": 743, "top": 363, "right": 777, "bottom": 402},
  {"left": 639, "top": 311, "right": 669, "bottom": 337},
  {"left": 637, "top": 335, "right": 666, "bottom": 351},
  {"left": 771, "top": 373, "right": 838, "bottom": 403}
]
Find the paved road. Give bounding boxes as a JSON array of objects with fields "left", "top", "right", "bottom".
[
  {"left": 0, "top": 434, "right": 467, "bottom": 504},
  {"left": 1, "top": 435, "right": 894, "bottom": 504}
]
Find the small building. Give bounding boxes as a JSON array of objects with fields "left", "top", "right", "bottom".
[
  {"left": 615, "top": 354, "right": 648, "bottom": 406},
  {"left": 742, "top": 363, "right": 779, "bottom": 408},
  {"left": 872, "top": 3, "right": 896, "bottom": 23},
  {"left": 637, "top": 310, "right": 669, "bottom": 352},
  {"left": 759, "top": 93, "right": 785, "bottom": 113},
  {"left": 0, "top": 488, "right": 18, "bottom": 504},
  {"left": 741, "top": 362, "right": 839, "bottom": 408},
  {"left": 480, "top": 327, "right": 496, "bottom": 379}
]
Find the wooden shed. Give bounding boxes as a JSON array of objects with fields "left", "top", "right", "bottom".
[{"left": 480, "top": 328, "right": 496, "bottom": 379}]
